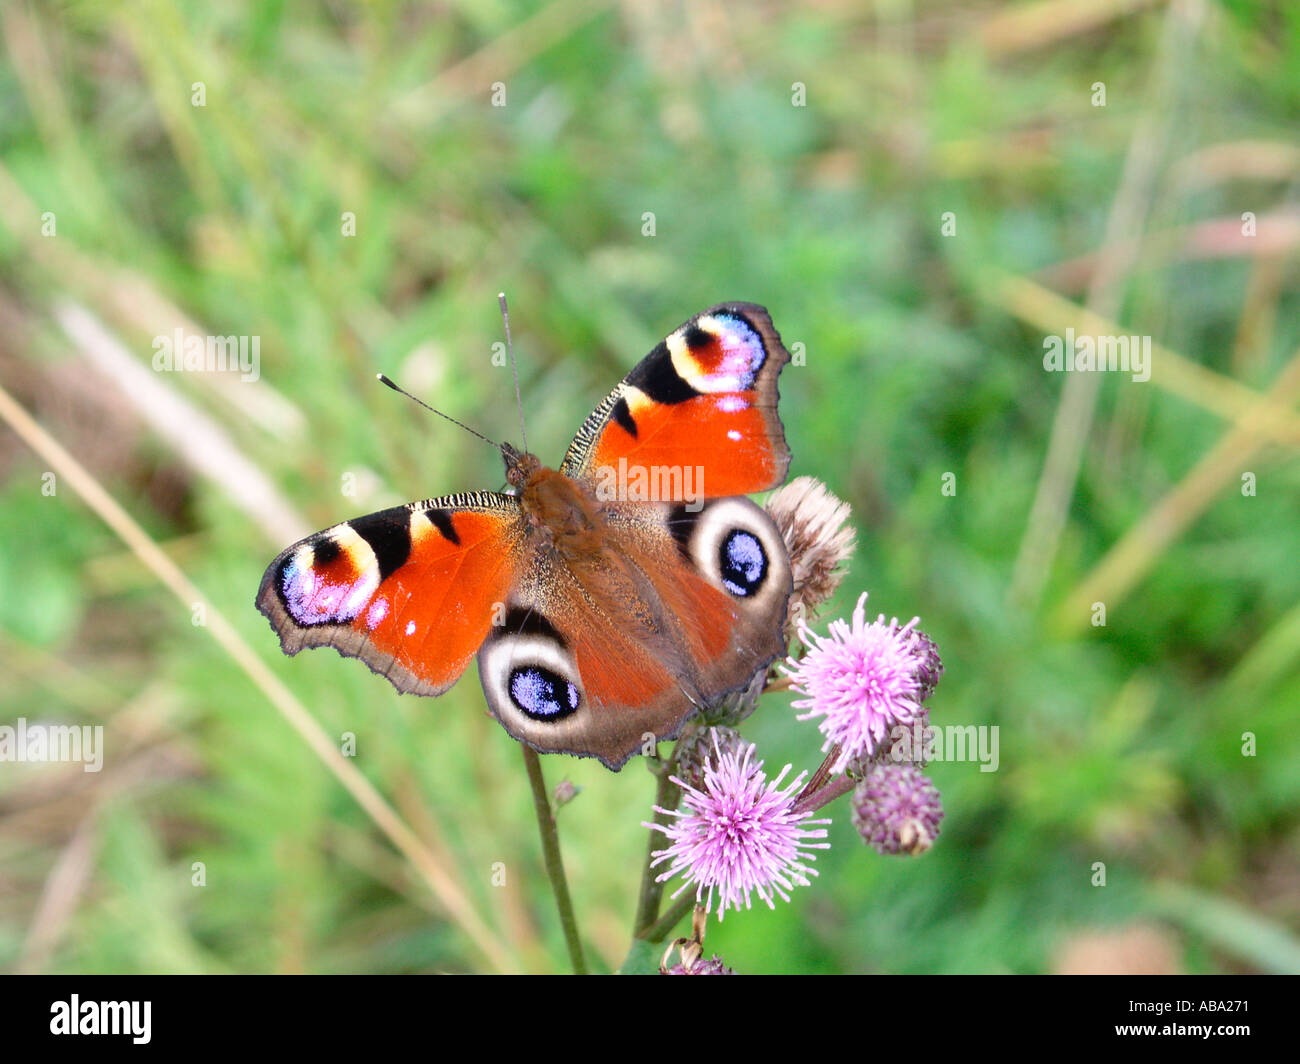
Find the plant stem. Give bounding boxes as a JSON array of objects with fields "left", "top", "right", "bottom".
[
  {"left": 638, "top": 892, "right": 696, "bottom": 943},
  {"left": 521, "top": 745, "right": 587, "bottom": 974},
  {"left": 632, "top": 756, "right": 680, "bottom": 935},
  {"left": 793, "top": 771, "right": 855, "bottom": 817},
  {"left": 796, "top": 744, "right": 841, "bottom": 804}
]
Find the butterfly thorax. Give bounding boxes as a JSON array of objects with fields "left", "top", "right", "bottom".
[{"left": 505, "top": 446, "right": 605, "bottom": 560}]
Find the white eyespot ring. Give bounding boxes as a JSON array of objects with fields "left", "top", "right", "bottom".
[
  {"left": 678, "top": 497, "right": 790, "bottom": 611},
  {"left": 480, "top": 633, "right": 585, "bottom": 726}
]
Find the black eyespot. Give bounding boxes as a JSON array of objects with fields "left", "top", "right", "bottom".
[
  {"left": 684, "top": 324, "right": 712, "bottom": 350},
  {"left": 509, "top": 666, "right": 581, "bottom": 722},
  {"left": 719, "top": 529, "right": 767, "bottom": 597},
  {"left": 312, "top": 538, "right": 341, "bottom": 565}
]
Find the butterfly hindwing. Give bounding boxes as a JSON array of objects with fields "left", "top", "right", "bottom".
[
  {"left": 477, "top": 496, "right": 791, "bottom": 769},
  {"left": 560, "top": 303, "right": 792, "bottom": 498},
  {"left": 256, "top": 491, "right": 524, "bottom": 696}
]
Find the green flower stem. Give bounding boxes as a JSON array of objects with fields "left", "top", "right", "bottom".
[
  {"left": 638, "top": 891, "right": 696, "bottom": 944},
  {"left": 632, "top": 753, "right": 681, "bottom": 935},
  {"left": 521, "top": 745, "right": 587, "bottom": 974}
]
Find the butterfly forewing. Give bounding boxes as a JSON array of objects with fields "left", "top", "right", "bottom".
[
  {"left": 256, "top": 492, "right": 524, "bottom": 696},
  {"left": 560, "top": 303, "right": 792, "bottom": 498}
]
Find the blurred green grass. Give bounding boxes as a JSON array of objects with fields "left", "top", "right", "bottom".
[{"left": 1, "top": 0, "right": 1299, "bottom": 974}]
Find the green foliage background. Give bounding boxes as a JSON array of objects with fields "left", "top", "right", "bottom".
[{"left": 1, "top": 0, "right": 1298, "bottom": 974}]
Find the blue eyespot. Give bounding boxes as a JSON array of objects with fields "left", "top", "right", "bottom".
[
  {"left": 720, "top": 530, "right": 767, "bottom": 597},
  {"left": 509, "top": 666, "right": 581, "bottom": 721}
]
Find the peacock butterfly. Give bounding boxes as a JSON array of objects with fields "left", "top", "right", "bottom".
[{"left": 255, "top": 303, "right": 794, "bottom": 769}]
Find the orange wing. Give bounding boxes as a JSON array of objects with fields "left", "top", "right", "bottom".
[
  {"left": 256, "top": 492, "right": 524, "bottom": 695},
  {"left": 560, "top": 303, "right": 791, "bottom": 499}
]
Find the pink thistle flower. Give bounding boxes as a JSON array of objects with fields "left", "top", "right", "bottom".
[
  {"left": 784, "top": 592, "right": 932, "bottom": 774},
  {"left": 646, "top": 732, "right": 830, "bottom": 919}
]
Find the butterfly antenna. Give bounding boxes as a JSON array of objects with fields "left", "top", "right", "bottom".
[
  {"left": 375, "top": 373, "right": 504, "bottom": 455},
  {"left": 499, "top": 291, "right": 528, "bottom": 453}
]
